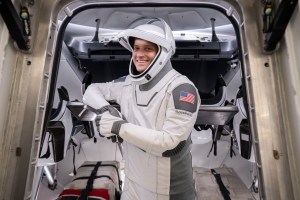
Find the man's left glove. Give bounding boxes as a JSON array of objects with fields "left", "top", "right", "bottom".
[{"left": 95, "top": 105, "right": 127, "bottom": 139}]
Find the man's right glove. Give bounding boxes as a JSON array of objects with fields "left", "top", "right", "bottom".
[{"left": 95, "top": 105, "right": 127, "bottom": 142}]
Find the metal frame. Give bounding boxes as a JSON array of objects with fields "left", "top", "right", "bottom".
[
  {"left": 0, "top": 0, "right": 29, "bottom": 50},
  {"left": 0, "top": 0, "right": 298, "bottom": 199}
]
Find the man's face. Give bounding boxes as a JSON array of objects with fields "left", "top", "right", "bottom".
[{"left": 132, "top": 38, "right": 159, "bottom": 73}]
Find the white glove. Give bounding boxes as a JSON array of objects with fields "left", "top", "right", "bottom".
[{"left": 95, "top": 105, "right": 127, "bottom": 138}]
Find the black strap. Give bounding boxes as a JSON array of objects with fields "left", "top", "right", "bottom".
[
  {"left": 208, "top": 126, "right": 224, "bottom": 157},
  {"left": 72, "top": 145, "right": 77, "bottom": 176},
  {"left": 78, "top": 161, "right": 102, "bottom": 200},
  {"left": 213, "top": 133, "right": 218, "bottom": 156},
  {"left": 211, "top": 169, "right": 231, "bottom": 200},
  {"left": 230, "top": 137, "right": 236, "bottom": 158},
  {"left": 227, "top": 118, "right": 235, "bottom": 158},
  {"left": 40, "top": 135, "right": 51, "bottom": 158},
  {"left": 230, "top": 137, "right": 233, "bottom": 157},
  {"left": 79, "top": 163, "right": 122, "bottom": 191}
]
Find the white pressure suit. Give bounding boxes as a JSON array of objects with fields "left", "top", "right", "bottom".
[{"left": 83, "top": 19, "right": 200, "bottom": 200}]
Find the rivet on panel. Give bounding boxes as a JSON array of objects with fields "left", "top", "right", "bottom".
[
  {"left": 264, "top": 62, "right": 270, "bottom": 67},
  {"left": 16, "top": 147, "right": 22, "bottom": 157},
  {"left": 273, "top": 150, "right": 280, "bottom": 160}
]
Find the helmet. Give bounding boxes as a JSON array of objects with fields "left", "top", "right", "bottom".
[{"left": 117, "top": 18, "right": 175, "bottom": 85}]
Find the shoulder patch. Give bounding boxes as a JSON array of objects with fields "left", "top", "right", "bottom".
[{"left": 172, "top": 83, "right": 198, "bottom": 113}]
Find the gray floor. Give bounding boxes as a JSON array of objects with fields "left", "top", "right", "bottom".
[
  {"left": 193, "top": 167, "right": 255, "bottom": 200},
  {"left": 38, "top": 167, "right": 256, "bottom": 200}
]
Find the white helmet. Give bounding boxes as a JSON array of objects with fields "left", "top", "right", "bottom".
[{"left": 117, "top": 18, "right": 175, "bottom": 85}]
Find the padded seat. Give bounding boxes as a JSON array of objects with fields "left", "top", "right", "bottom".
[{"left": 201, "top": 74, "right": 227, "bottom": 106}]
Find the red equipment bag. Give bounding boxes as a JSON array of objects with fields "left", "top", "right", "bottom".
[
  {"left": 58, "top": 188, "right": 109, "bottom": 199},
  {"left": 58, "top": 161, "right": 121, "bottom": 200}
]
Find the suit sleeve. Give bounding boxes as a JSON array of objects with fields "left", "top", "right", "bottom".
[
  {"left": 82, "top": 76, "right": 127, "bottom": 109},
  {"left": 118, "top": 83, "right": 200, "bottom": 157}
]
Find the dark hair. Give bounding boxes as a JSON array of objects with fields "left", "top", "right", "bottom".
[{"left": 129, "top": 37, "right": 136, "bottom": 48}]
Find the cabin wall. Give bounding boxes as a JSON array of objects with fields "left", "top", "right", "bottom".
[
  {"left": 239, "top": 1, "right": 298, "bottom": 199},
  {"left": 0, "top": 1, "right": 58, "bottom": 199},
  {"left": 0, "top": 1, "right": 23, "bottom": 199},
  {"left": 0, "top": 7, "right": 17, "bottom": 148},
  {"left": 275, "top": 3, "right": 300, "bottom": 199}
]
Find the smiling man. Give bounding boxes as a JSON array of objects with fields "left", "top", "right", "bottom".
[
  {"left": 132, "top": 38, "right": 159, "bottom": 73},
  {"left": 83, "top": 18, "right": 201, "bottom": 200}
]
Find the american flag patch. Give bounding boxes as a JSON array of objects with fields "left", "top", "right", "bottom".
[{"left": 179, "top": 91, "right": 195, "bottom": 104}]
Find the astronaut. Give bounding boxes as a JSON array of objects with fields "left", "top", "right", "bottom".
[{"left": 83, "top": 18, "right": 200, "bottom": 200}]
